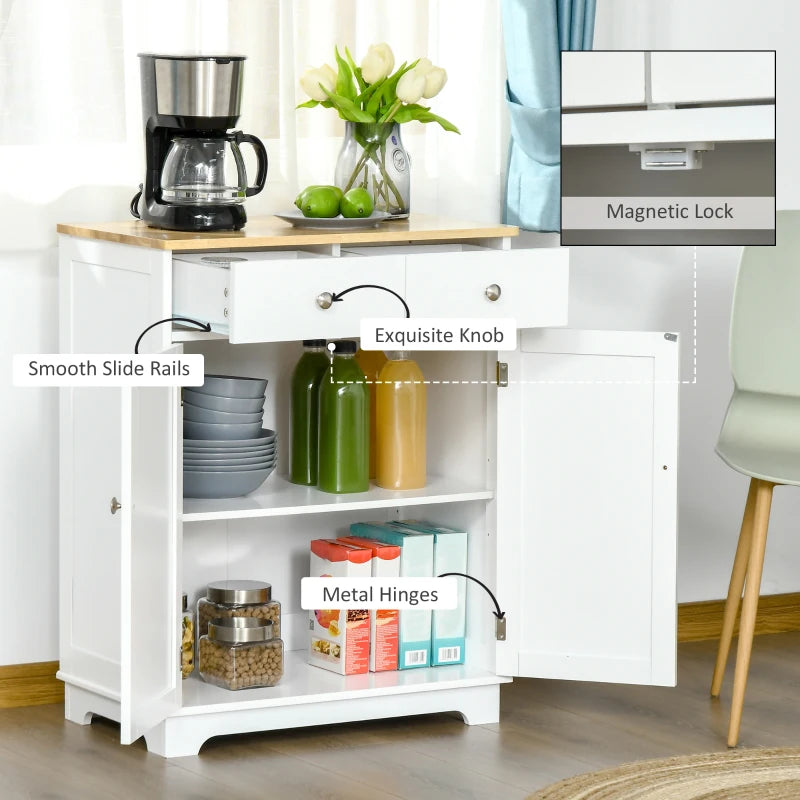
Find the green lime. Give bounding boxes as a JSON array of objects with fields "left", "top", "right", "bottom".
[
  {"left": 340, "top": 187, "right": 374, "bottom": 218},
  {"left": 300, "top": 186, "right": 341, "bottom": 218},
  {"left": 295, "top": 185, "right": 343, "bottom": 209},
  {"left": 295, "top": 185, "right": 320, "bottom": 208}
]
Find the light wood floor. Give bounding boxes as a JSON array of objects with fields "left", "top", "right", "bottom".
[{"left": 3, "top": 634, "right": 800, "bottom": 800}]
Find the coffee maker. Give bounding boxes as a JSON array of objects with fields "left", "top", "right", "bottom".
[{"left": 131, "top": 54, "right": 268, "bottom": 232}]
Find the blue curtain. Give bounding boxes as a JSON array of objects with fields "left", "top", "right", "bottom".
[{"left": 502, "top": 0, "right": 596, "bottom": 231}]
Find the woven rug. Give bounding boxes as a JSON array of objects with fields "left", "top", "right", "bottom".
[{"left": 527, "top": 747, "right": 800, "bottom": 799}]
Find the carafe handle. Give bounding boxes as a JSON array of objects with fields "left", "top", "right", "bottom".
[{"left": 234, "top": 132, "right": 268, "bottom": 197}]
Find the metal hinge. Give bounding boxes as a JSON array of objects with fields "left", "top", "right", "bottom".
[
  {"left": 495, "top": 615, "right": 507, "bottom": 641},
  {"left": 496, "top": 361, "right": 508, "bottom": 387},
  {"left": 664, "top": 332, "right": 678, "bottom": 342}
]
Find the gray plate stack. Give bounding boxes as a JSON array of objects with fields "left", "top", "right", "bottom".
[{"left": 183, "top": 375, "right": 277, "bottom": 499}]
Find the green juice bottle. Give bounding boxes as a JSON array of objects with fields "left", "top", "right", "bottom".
[
  {"left": 289, "top": 339, "right": 329, "bottom": 485},
  {"left": 318, "top": 340, "right": 369, "bottom": 493}
]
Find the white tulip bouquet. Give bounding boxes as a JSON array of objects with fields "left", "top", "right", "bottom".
[
  {"left": 297, "top": 43, "right": 459, "bottom": 216},
  {"left": 298, "top": 43, "right": 458, "bottom": 132}
]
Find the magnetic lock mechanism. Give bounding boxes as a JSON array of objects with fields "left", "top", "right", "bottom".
[{"left": 629, "top": 142, "right": 714, "bottom": 171}]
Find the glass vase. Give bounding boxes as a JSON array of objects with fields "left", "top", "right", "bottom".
[{"left": 334, "top": 122, "right": 410, "bottom": 219}]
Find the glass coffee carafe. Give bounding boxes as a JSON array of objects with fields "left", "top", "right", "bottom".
[{"left": 160, "top": 131, "right": 268, "bottom": 205}]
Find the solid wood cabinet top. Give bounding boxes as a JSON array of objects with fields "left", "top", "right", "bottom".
[{"left": 56, "top": 214, "right": 518, "bottom": 251}]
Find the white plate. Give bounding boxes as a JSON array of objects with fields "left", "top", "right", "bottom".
[{"left": 275, "top": 209, "right": 390, "bottom": 229}]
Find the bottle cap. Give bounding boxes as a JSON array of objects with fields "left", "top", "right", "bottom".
[
  {"left": 331, "top": 340, "right": 357, "bottom": 355},
  {"left": 385, "top": 351, "right": 411, "bottom": 360},
  {"left": 302, "top": 339, "right": 326, "bottom": 347}
]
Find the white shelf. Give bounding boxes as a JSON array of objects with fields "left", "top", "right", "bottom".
[
  {"left": 562, "top": 104, "right": 775, "bottom": 146},
  {"left": 177, "top": 650, "right": 509, "bottom": 715},
  {"left": 182, "top": 473, "right": 493, "bottom": 522}
]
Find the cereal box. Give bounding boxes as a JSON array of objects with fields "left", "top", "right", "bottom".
[
  {"left": 349, "top": 522, "right": 433, "bottom": 669},
  {"left": 338, "top": 536, "right": 400, "bottom": 672},
  {"left": 308, "top": 539, "right": 372, "bottom": 675},
  {"left": 390, "top": 521, "right": 468, "bottom": 666}
]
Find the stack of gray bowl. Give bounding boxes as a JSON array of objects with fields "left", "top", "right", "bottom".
[{"left": 183, "top": 375, "right": 277, "bottom": 499}]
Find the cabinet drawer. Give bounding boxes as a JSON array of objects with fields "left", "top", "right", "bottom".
[
  {"left": 650, "top": 52, "right": 775, "bottom": 105},
  {"left": 173, "top": 252, "right": 406, "bottom": 343},
  {"left": 402, "top": 247, "right": 568, "bottom": 327},
  {"left": 562, "top": 52, "right": 646, "bottom": 108}
]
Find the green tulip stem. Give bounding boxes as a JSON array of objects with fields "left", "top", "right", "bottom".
[
  {"left": 379, "top": 99, "right": 403, "bottom": 125},
  {"left": 343, "top": 129, "right": 406, "bottom": 212}
]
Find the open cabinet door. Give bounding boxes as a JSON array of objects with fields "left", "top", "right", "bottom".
[
  {"left": 119, "top": 378, "right": 181, "bottom": 744},
  {"left": 496, "top": 329, "right": 678, "bottom": 686}
]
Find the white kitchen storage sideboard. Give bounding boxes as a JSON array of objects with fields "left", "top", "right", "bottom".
[{"left": 57, "top": 216, "right": 679, "bottom": 757}]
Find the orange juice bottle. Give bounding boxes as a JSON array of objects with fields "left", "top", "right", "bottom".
[
  {"left": 355, "top": 348, "right": 387, "bottom": 479},
  {"left": 375, "top": 352, "right": 426, "bottom": 490}
]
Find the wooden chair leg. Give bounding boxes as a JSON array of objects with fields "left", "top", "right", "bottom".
[
  {"left": 727, "top": 479, "right": 774, "bottom": 747},
  {"left": 711, "top": 479, "right": 758, "bottom": 697}
]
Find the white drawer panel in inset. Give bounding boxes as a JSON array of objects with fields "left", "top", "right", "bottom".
[
  {"left": 562, "top": 52, "right": 646, "bottom": 108},
  {"left": 650, "top": 52, "right": 775, "bottom": 105},
  {"left": 403, "top": 247, "right": 569, "bottom": 328}
]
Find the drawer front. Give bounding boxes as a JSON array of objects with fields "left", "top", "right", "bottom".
[
  {"left": 404, "top": 248, "right": 568, "bottom": 328},
  {"left": 230, "top": 255, "right": 406, "bottom": 343},
  {"left": 562, "top": 52, "right": 646, "bottom": 108},
  {"left": 650, "top": 52, "right": 775, "bottom": 105}
]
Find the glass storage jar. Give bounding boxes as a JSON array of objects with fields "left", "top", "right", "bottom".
[
  {"left": 199, "top": 617, "right": 284, "bottom": 689},
  {"left": 180, "top": 593, "right": 195, "bottom": 679},
  {"left": 197, "top": 580, "right": 280, "bottom": 639}
]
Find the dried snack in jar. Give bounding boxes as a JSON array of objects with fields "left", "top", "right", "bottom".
[
  {"left": 197, "top": 580, "right": 281, "bottom": 640},
  {"left": 180, "top": 593, "right": 195, "bottom": 679},
  {"left": 199, "top": 617, "right": 284, "bottom": 690}
]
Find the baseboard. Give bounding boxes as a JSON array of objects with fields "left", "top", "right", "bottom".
[
  {"left": 678, "top": 592, "right": 800, "bottom": 642},
  {"left": 0, "top": 661, "right": 63, "bottom": 708}
]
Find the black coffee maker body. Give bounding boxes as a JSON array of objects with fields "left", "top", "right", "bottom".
[{"left": 132, "top": 54, "right": 268, "bottom": 232}]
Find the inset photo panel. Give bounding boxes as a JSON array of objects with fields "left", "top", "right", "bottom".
[{"left": 560, "top": 50, "right": 776, "bottom": 245}]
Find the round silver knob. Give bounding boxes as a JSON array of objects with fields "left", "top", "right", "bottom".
[
  {"left": 316, "top": 291, "right": 334, "bottom": 310},
  {"left": 485, "top": 284, "right": 501, "bottom": 302},
  {"left": 110, "top": 496, "right": 122, "bottom": 515}
]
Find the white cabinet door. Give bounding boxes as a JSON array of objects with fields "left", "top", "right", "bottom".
[
  {"left": 119, "top": 379, "right": 181, "bottom": 744},
  {"left": 496, "top": 329, "right": 678, "bottom": 686},
  {"left": 561, "top": 52, "right": 646, "bottom": 108},
  {"left": 650, "top": 52, "right": 775, "bottom": 105}
]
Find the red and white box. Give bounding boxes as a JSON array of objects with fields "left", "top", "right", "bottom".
[
  {"left": 338, "top": 536, "right": 401, "bottom": 672},
  {"left": 308, "top": 539, "right": 371, "bottom": 675}
]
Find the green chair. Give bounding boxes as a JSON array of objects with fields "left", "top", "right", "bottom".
[{"left": 711, "top": 210, "right": 800, "bottom": 747}]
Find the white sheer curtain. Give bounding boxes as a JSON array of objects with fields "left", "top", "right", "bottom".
[
  {"left": 0, "top": 0, "right": 506, "bottom": 248},
  {"left": 0, "top": 0, "right": 506, "bottom": 665},
  {"left": 232, "top": 0, "right": 508, "bottom": 221}
]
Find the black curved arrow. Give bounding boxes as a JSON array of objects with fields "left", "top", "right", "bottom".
[
  {"left": 134, "top": 316, "right": 211, "bottom": 354},
  {"left": 332, "top": 284, "right": 410, "bottom": 318},
  {"left": 438, "top": 572, "right": 505, "bottom": 620}
]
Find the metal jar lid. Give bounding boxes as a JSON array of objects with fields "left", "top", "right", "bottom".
[
  {"left": 208, "top": 617, "right": 274, "bottom": 643},
  {"left": 206, "top": 580, "right": 271, "bottom": 605}
]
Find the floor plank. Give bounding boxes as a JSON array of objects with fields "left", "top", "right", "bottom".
[{"left": 3, "top": 634, "right": 800, "bottom": 798}]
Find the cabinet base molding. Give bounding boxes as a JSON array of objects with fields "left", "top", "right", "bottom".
[
  {"left": 0, "top": 661, "right": 63, "bottom": 708},
  {"left": 678, "top": 592, "right": 800, "bottom": 643},
  {"left": 63, "top": 678, "right": 501, "bottom": 758}
]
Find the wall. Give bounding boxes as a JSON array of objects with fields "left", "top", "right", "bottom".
[{"left": 585, "top": 0, "right": 800, "bottom": 602}]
